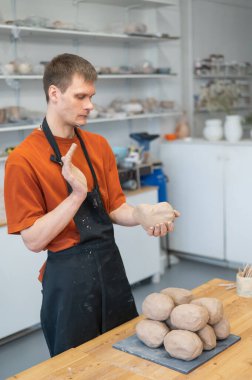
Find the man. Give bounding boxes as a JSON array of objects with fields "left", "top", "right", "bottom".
[{"left": 4, "top": 53, "right": 179, "bottom": 357}]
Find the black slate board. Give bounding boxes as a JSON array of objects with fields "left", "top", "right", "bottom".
[{"left": 113, "top": 334, "right": 241, "bottom": 374}]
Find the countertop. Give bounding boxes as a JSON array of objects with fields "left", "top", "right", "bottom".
[
  {"left": 8, "top": 278, "right": 252, "bottom": 380},
  {"left": 124, "top": 185, "right": 158, "bottom": 197},
  {"left": 162, "top": 137, "right": 252, "bottom": 146}
]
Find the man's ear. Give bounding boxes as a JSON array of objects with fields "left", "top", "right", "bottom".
[{"left": 48, "top": 85, "right": 60, "bottom": 103}]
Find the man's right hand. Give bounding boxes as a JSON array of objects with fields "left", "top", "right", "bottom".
[{"left": 61, "top": 143, "right": 88, "bottom": 200}]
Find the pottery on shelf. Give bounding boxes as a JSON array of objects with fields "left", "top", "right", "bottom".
[
  {"left": 224, "top": 115, "right": 243, "bottom": 143},
  {"left": 203, "top": 119, "right": 223, "bottom": 141}
]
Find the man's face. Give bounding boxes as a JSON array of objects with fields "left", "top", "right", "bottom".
[{"left": 52, "top": 73, "right": 96, "bottom": 127}]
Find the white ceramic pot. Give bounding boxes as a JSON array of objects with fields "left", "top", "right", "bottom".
[
  {"left": 203, "top": 119, "right": 223, "bottom": 141},
  {"left": 224, "top": 115, "right": 243, "bottom": 143}
]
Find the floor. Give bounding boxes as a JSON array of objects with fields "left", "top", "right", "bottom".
[{"left": 0, "top": 256, "right": 237, "bottom": 380}]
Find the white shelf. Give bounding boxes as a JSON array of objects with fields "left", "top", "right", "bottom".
[
  {"left": 0, "top": 73, "right": 176, "bottom": 80},
  {"left": 87, "top": 111, "right": 180, "bottom": 123},
  {"left": 195, "top": 107, "right": 250, "bottom": 114},
  {"left": 194, "top": 75, "right": 252, "bottom": 80},
  {"left": 100, "top": 73, "right": 176, "bottom": 78},
  {"left": 0, "top": 124, "right": 38, "bottom": 132},
  {"left": 75, "top": 0, "right": 175, "bottom": 8},
  {"left": 0, "top": 75, "right": 42, "bottom": 80},
  {"left": 0, "top": 24, "right": 179, "bottom": 42},
  {"left": 0, "top": 111, "right": 180, "bottom": 132}
]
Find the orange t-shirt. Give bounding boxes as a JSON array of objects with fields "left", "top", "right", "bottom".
[{"left": 4, "top": 128, "right": 126, "bottom": 253}]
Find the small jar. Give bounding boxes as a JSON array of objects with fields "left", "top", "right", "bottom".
[{"left": 236, "top": 273, "right": 252, "bottom": 298}]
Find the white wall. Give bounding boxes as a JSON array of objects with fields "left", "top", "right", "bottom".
[
  {"left": 192, "top": 0, "right": 252, "bottom": 61},
  {"left": 180, "top": 0, "right": 252, "bottom": 136}
]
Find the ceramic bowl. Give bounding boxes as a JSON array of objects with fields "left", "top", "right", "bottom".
[
  {"left": 3, "top": 63, "right": 15, "bottom": 75},
  {"left": 17, "top": 63, "right": 32, "bottom": 75},
  {"left": 121, "top": 103, "right": 143, "bottom": 114}
]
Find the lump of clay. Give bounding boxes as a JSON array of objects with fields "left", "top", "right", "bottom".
[
  {"left": 142, "top": 293, "right": 174, "bottom": 321},
  {"left": 161, "top": 287, "right": 193, "bottom": 305},
  {"left": 191, "top": 297, "right": 223, "bottom": 325},
  {"left": 164, "top": 330, "right": 203, "bottom": 361},
  {"left": 170, "top": 304, "right": 209, "bottom": 331},
  {"left": 213, "top": 317, "right": 230, "bottom": 340},
  {"left": 197, "top": 324, "right": 217, "bottom": 350},
  {"left": 165, "top": 316, "right": 178, "bottom": 330},
  {"left": 136, "top": 319, "right": 169, "bottom": 348},
  {"left": 133, "top": 202, "right": 175, "bottom": 230}
]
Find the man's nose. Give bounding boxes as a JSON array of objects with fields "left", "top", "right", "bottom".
[{"left": 83, "top": 98, "right": 93, "bottom": 110}]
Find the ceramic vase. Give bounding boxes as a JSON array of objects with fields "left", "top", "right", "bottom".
[
  {"left": 203, "top": 119, "right": 223, "bottom": 141},
  {"left": 224, "top": 115, "right": 243, "bottom": 143}
]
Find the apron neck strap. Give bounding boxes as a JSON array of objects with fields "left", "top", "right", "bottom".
[
  {"left": 74, "top": 127, "right": 99, "bottom": 189},
  {"left": 42, "top": 117, "right": 63, "bottom": 166},
  {"left": 41, "top": 118, "right": 99, "bottom": 190}
]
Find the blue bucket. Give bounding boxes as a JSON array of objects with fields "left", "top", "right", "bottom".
[{"left": 141, "top": 166, "right": 168, "bottom": 202}]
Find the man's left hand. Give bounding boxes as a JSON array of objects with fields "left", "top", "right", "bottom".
[{"left": 133, "top": 202, "right": 180, "bottom": 237}]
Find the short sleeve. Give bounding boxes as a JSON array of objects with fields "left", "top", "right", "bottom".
[
  {"left": 104, "top": 141, "right": 126, "bottom": 213},
  {"left": 4, "top": 155, "right": 46, "bottom": 234}
]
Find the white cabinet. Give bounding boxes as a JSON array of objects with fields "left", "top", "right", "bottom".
[
  {"left": 0, "top": 228, "right": 46, "bottom": 339},
  {"left": 225, "top": 147, "right": 252, "bottom": 264},
  {"left": 161, "top": 140, "right": 252, "bottom": 265},
  {"left": 161, "top": 141, "right": 225, "bottom": 259},
  {"left": 114, "top": 187, "right": 160, "bottom": 284}
]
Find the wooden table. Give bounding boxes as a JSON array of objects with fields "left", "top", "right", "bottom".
[{"left": 8, "top": 278, "right": 252, "bottom": 380}]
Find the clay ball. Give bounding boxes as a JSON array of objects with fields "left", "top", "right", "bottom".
[
  {"left": 136, "top": 319, "right": 169, "bottom": 348},
  {"left": 213, "top": 316, "right": 230, "bottom": 340},
  {"left": 197, "top": 324, "right": 217, "bottom": 350},
  {"left": 165, "top": 316, "right": 178, "bottom": 330},
  {"left": 161, "top": 287, "right": 193, "bottom": 305},
  {"left": 170, "top": 304, "right": 209, "bottom": 331},
  {"left": 142, "top": 292, "right": 175, "bottom": 321},
  {"left": 164, "top": 330, "right": 203, "bottom": 361},
  {"left": 191, "top": 297, "right": 223, "bottom": 325}
]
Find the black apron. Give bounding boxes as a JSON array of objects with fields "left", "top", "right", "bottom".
[{"left": 40, "top": 118, "right": 138, "bottom": 357}]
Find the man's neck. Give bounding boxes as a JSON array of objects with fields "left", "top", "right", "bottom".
[{"left": 45, "top": 111, "right": 75, "bottom": 138}]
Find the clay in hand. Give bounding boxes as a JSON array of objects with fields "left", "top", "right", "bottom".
[{"left": 133, "top": 202, "right": 179, "bottom": 230}]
